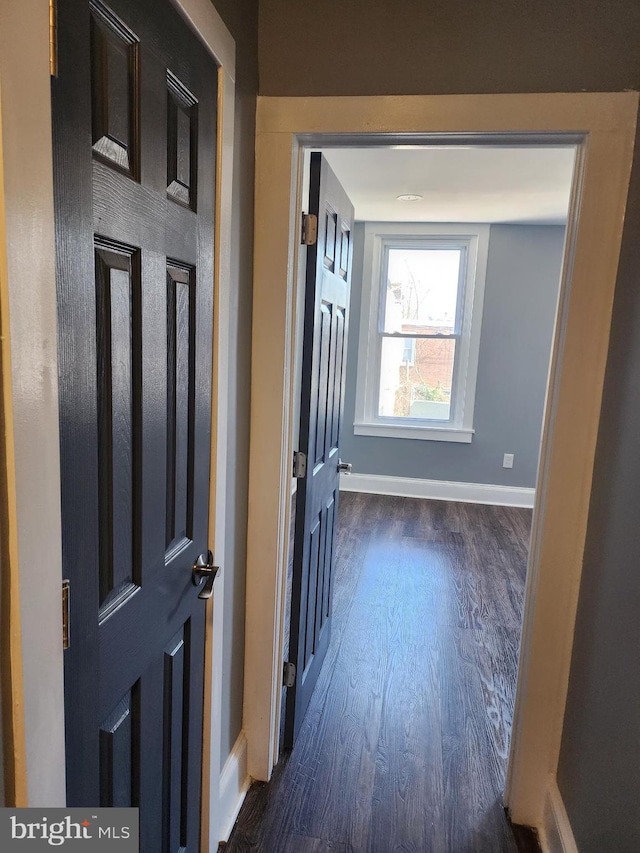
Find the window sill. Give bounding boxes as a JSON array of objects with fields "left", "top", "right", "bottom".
[{"left": 353, "top": 421, "right": 474, "bottom": 443}]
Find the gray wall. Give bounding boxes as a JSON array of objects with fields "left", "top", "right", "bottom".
[
  {"left": 341, "top": 224, "right": 565, "bottom": 488},
  {"left": 259, "top": 0, "right": 640, "bottom": 97},
  {"left": 557, "top": 116, "right": 640, "bottom": 852},
  {"left": 207, "top": 0, "right": 258, "bottom": 768},
  {"left": 257, "top": 1, "right": 640, "bottom": 841}
]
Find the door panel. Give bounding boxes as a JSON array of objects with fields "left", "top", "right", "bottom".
[
  {"left": 90, "top": 1, "right": 139, "bottom": 177},
  {"left": 285, "top": 154, "right": 354, "bottom": 747},
  {"left": 94, "top": 241, "right": 142, "bottom": 615},
  {"left": 166, "top": 262, "right": 195, "bottom": 553},
  {"left": 53, "top": 0, "right": 217, "bottom": 848},
  {"left": 99, "top": 687, "right": 135, "bottom": 808}
]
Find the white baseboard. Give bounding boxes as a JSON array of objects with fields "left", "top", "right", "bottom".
[
  {"left": 217, "top": 730, "right": 251, "bottom": 842},
  {"left": 339, "top": 472, "right": 535, "bottom": 508},
  {"left": 539, "top": 778, "right": 579, "bottom": 853}
]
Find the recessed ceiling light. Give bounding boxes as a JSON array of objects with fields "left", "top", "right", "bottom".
[{"left": 396, "top": 193, "right": 423, "bottom": 202}]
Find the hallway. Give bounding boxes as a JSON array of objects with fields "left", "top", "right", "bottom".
[{"left": 225, "top": 492, "right": 539, "bottom": 852}]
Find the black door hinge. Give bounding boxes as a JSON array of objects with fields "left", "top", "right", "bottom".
[
  {"left": 283, "top": 661, "right": 296, "bottom": 688},
  {"left": 293, "top": 450, "right": 307, "bottom": 479},
  {"left": 49, "top": 0, "right": 58, "bottom": 77},
  {"left": 301, "top": 213, "right": 317, "bottom": 246},
  {"left": 62, "top": 579, "right": 70, "bottom": 649}
]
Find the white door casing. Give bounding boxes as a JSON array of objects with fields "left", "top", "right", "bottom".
[{"left": 244, "top": 93, "right": 638, "bottom": 828}]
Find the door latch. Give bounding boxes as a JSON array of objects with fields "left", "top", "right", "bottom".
[{"left": 192, "top": 550, "right": 220, "bottom": 600}]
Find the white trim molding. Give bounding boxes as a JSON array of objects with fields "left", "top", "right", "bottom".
[
  {"left": 353, "top": 422, "right": 474, "bottom": 442},
  {"left": 217, "top": 731, "right": 251, "bottom": 843},
  {"left": 539, "top": 777, "right": 579, "bottom": 853},
  {"left": 246, "top": 94, "right": 638, "bottom": 831},
  {"left": 0, "top": 0, "right": 66, "bottom": 806},
  {"left": 340, "top": 472, "right": 535, "bottom": 508}
]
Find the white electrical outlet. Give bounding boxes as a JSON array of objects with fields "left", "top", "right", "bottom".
[{"left": 503, "top": 453, "right": 514, "bottom": 469}]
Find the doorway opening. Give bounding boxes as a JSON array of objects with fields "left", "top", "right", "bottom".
[
  {"left": 242, "top": 141, "right": 574, "bottom": 849},
  {"left": 243, "top": 93, "right": 637, "bottom": 835}
]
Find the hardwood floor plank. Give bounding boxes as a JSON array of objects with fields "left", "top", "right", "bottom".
[
  {"left": 474, "top": 626, "right": 521, "bottom": 767},
  {"left": 287, "top": 533, "right": 390, "bottom": 846},
  {"left": 369, "top": 536, "right": 445, "bottom": 853},
  {"left": 282, "top": 836, "right": 353, "bottom": 852},
  {"left": 225, "top": 494, "right": 539, "bottom": 853}
]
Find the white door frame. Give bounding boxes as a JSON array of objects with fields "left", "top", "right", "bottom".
[
  {"left": 0, "top": 0, "right": 236, "bottom": 843},
  {"left": 244, "top": 92, "right": 638, "bottom": 828}
]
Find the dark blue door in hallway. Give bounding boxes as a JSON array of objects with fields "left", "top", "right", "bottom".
[
  {"left": 285, "top": 153, "right": 354, "bottom": 747},
  {"left": 53, "top": 1, "right": 217, "bottom": 848}
]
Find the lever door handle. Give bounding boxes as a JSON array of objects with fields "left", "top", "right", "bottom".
[
  {"left": 192, "top": 550, "right": 219, "bottom": 600},
  {"left": 337, "top": 459, "right": 352, "bottom": 474}
]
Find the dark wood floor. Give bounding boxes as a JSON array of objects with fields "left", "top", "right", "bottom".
[{"left": 224, "top": 493, "right": 540, "bottom": 853}]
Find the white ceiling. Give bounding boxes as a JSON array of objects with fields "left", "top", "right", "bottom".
[{"left": 322, "top": 146, "right": 575, "bottom": 225}]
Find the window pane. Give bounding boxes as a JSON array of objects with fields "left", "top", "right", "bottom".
[
  {"left": 378, "top": 336, "right": 455, "bottom": 421},
  {"left": 384, "top": 248, "right": 461, "bottom": 334}
]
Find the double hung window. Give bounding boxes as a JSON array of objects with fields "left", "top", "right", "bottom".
[{"left": 354, "top": 223, "right": 489, "bottom": 442}]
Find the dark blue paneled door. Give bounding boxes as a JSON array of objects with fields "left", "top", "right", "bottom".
[
  {"left": 52, "top": 1, "right": 217, "bottom": 849},
  {"left": 285, "top": 153, "right": 354, "bottom": 747}
]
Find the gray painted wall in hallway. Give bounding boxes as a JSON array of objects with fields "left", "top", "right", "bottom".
[
  {"left": 259, "top": 0, "right": 640, "bottom": 97},
  {"left": 340, "top": 223, "right": 565, "bottom": 488},
  {"left": 557, "top": 116, "right": 640, "bottom": 852}
]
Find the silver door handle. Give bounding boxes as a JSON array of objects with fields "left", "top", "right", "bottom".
[
  {"left": 192, "top": 550, "right": 219, "bottom": 599},
  {"left": 337, "top": 459, "right": 352, "bottom": 474}
]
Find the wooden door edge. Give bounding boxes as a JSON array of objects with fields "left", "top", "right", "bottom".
[
  {"left": 0, "top": 84, "right": 28, "bottom": 807},
  {"left": 167, "top": 0, "right": 238, "bottom": 848}
]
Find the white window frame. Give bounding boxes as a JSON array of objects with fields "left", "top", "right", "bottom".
[{"left": 354, "top": 222, "right": 490, "bottom": 442}]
